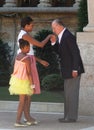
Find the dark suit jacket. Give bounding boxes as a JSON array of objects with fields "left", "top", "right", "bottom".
[{"left": 53, "top": 29, "right": 85, "bottom": 79}]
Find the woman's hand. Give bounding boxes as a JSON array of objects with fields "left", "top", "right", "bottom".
[{"left": 50, "top": 34, "right": 57, "bottom": 43}]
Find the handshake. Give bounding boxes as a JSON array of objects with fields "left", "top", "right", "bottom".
[{"left": 47, "top": 34, "right": 57, "bottom": 45}]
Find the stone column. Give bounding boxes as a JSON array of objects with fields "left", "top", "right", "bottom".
[
  {"left": 77, "top": 0, "right": 94, "bottom": 116},
  {"left": 73, "top": 0, "right": 80, "bottom": 8},
  {"left": 3, "top": 0, "right": 17, "bottom": 7},
  {"left": 83, "top": 0, "right": 94, "bottom": 31},
  {"left": 38, "top": 0, "right": 52, "bottom": 7}
]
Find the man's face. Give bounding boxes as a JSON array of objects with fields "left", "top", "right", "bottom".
[
  {"left": 52, "top": 23, "right": 58, "bottom": 35},
  {"left": 52, "top": 22, "right": 61, "bottom": 35}
]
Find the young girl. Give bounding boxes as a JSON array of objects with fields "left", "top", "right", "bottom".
[{"left": 9, "top": 39, "right": 36, "bottom": 127}]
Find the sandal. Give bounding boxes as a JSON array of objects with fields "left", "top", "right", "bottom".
[
  {"left": 14, "top": 123, "right": 27, "bottom": 127},
  {"left": 26, "top": 120, "right": 38, "bottom": 126}
]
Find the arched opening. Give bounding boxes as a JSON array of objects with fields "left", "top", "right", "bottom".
[
  {"left": 18, "top": 0, "right": 75, "bottom": 7},
  {"left": 52, "top": 0, "right": 75, "bottom": 7}
]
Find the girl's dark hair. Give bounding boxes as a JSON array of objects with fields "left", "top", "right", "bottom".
[
  {"left": 21, "top": 16, "right": 33, "bottom": 28},
  {"left": 19, "top": 39, "right": 29, "bottom": 49}
]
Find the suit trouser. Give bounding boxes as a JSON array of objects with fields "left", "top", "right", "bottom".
[{"left": 64, "top": 75, "right": 81, "bottom": 120}]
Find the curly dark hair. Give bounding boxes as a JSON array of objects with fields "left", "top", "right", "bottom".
[{"left": 21, "top": 16, "right": 33, "bottom": 28}]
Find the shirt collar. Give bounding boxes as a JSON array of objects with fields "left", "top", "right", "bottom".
[{"left": 58, "top": 28, "right": 66, "bottom": 43}]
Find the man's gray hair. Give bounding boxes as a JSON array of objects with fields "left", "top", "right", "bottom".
[{"left": 52, "top": 19, "right": 64, "bottom": 26}]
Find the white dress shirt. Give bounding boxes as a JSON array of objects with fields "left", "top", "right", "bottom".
[{"left": 58, "top": 28, "right": 66, "bottom": 43}]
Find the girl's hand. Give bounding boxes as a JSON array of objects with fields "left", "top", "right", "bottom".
[
  {"left": 40, "top": 60, "right": 49, "bottom": 67},
  {"left": 35, "top": 56, "right": 49, "bottom": 67}
]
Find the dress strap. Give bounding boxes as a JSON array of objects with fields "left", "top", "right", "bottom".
[{"left": 20, "top": 55, "right": 29, "bottom": 61}]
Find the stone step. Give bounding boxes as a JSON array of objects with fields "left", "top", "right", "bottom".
[
  {"left": 0, "top": 101, "right": 64, "bottom": 113},
  {"left": 81, "top": 127, "right": 94, "bottom": 130}
]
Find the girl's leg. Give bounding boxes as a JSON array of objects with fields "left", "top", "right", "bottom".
[
  {"left": 24, "top": 95, "right": 31, "bottom": 121},
  {"left": 24, "top": 95, "right": 35, "bottom": 122},
  {"left": 16, "top": 95, "right": 26, "bottom": 123}
]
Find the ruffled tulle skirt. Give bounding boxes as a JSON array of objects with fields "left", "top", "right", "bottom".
[{"left": 9, "top": 75, "right": 34, "bottom": 96}]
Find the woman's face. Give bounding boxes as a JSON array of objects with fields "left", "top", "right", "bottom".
[{"left": 25, "top": 22, "right": 34, "bottom": 32}]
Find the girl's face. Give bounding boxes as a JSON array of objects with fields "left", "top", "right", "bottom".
[
  {"left": 25, "top": 22, "right": 34, "bottom": 32},
  {"left": 22, "top": 45, "right": 30, "bottom": 53}
]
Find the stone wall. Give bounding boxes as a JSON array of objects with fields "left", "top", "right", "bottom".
[{"left": 77, "top": 32, "right": 94, "bottom": 116}]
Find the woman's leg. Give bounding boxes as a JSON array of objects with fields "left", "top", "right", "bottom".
[{"left": 16, "top": 95, "right": 26, "bottom": 123}]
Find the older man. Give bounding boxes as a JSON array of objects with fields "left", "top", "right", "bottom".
[{"left": 51, "top": 19, "right": 85, "bottom": 123}]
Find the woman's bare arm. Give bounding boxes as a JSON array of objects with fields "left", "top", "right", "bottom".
[{"left": 23, "top": 34, "right": 51, "bottom": 48}]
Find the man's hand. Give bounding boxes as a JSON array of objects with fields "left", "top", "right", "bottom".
[{"left": 72, "top": 71, "right": 78, "bottom": 78}]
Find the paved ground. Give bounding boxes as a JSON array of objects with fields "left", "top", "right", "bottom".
[{"left": 0, "top": 111, "right": 94, "bottom": 130}]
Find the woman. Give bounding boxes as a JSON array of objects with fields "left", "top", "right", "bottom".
[{"left": 17, "top": 16, "right": 51, "bottom": 125}]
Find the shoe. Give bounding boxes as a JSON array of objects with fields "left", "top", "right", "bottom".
[
  {"left": 26, "top": 120, "right": 38, "bottom": 126},
  {"left": 59, "top": 118, "right": 76, "bottom": 123},
  {"left": 58, "top": 118, "right": 65, "bottom": 122},
  {"left": 23, "top": 118, "right": 27, "bottom": 123},
  {"left": 23, "top": 117, "right": 37, "bottom": 123},
  {"left": 14, "top": 123, "right": 27, "bottom": 127},
  {"left": 68, "top": 119, "right": 76, "bottom": 122}
]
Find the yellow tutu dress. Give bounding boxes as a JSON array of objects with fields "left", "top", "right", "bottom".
[{"left": 9, "top": 56, "right": 34, "bottom": 96}]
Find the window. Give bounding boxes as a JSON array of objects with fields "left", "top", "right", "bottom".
[{"left": 0, "top": 0, "right": 5, "bottom": 7}]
